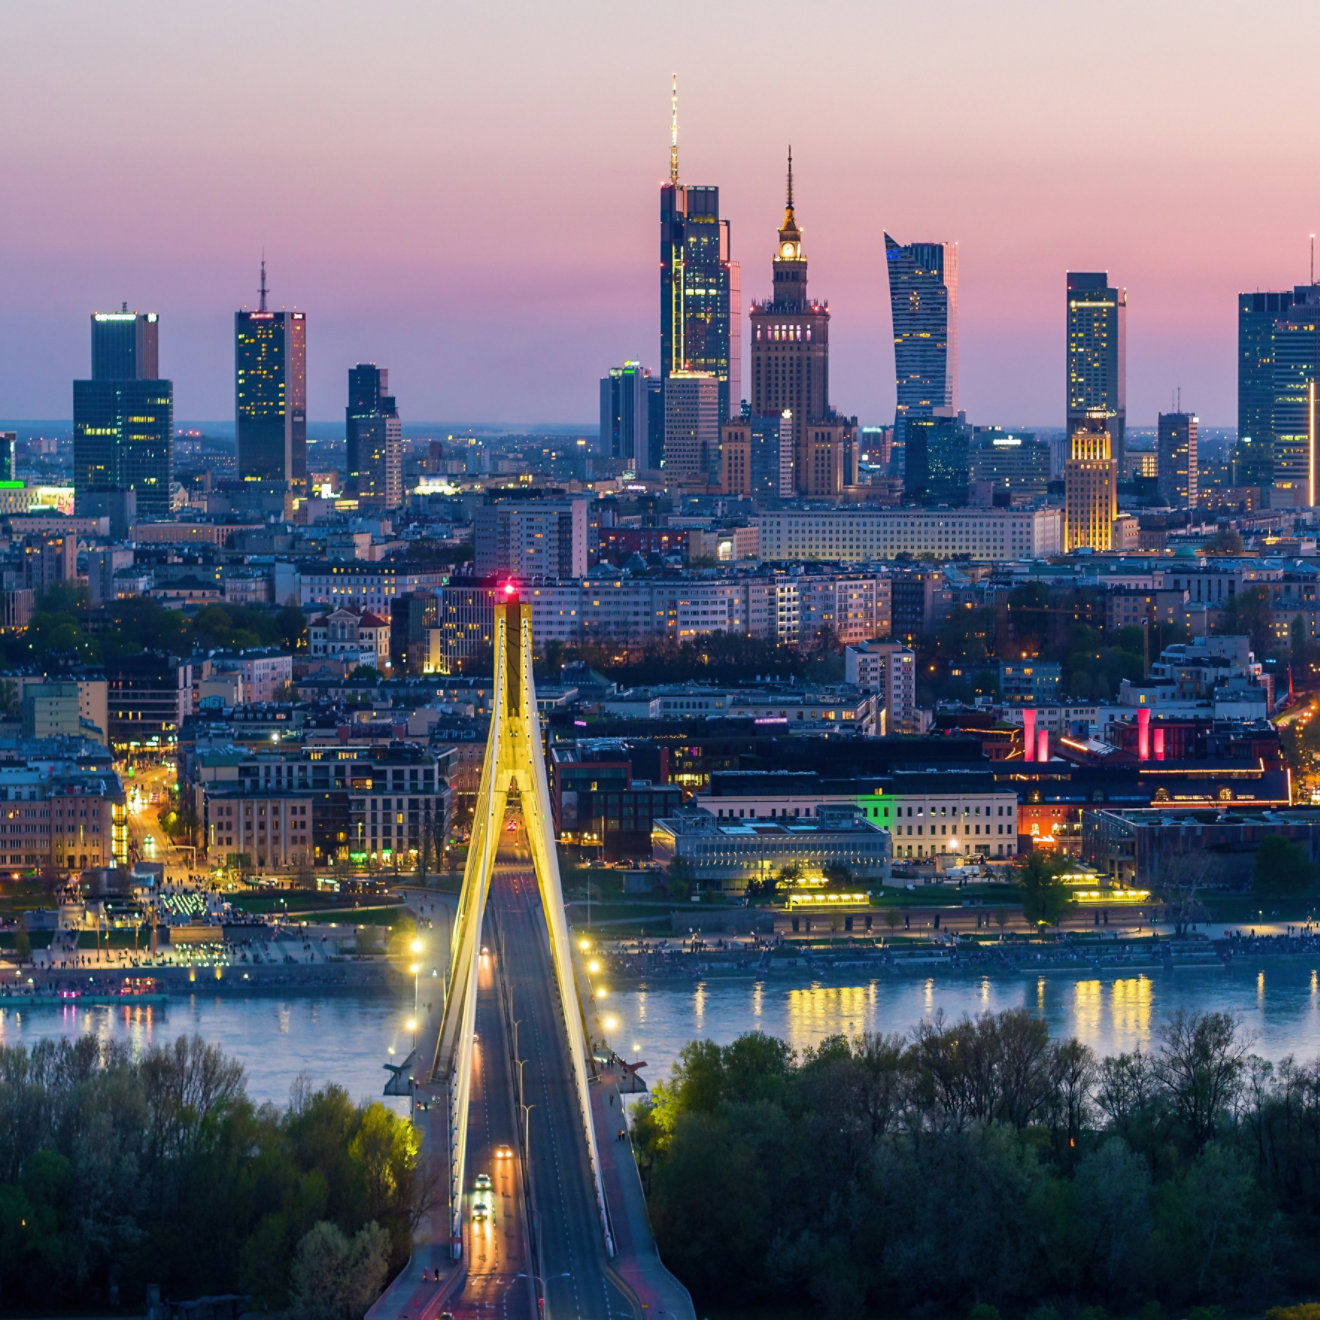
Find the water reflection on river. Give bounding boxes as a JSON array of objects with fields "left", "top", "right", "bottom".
[
  {"left": 616, "top": 961, "right": 1320, "bottom": 1083},
  {"left": 0, "top": 991, "right": 414, "bottom": 1111},
  {"left": 7, "top": 963, "right": 1320, "bottom": 1107}
]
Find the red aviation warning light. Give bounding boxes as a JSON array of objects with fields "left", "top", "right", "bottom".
[{"left": 503, "top": 581, "right": 518, "bottom": 600}]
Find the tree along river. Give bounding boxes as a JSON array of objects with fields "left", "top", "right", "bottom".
[{"left": 6, "top": 962, "right": 1320, "bottom": 1107}]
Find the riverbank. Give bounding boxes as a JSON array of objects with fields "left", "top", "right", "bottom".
[
  {"left": 0, "top": 955, "right": 406, "bottom": 998},
  {"left": 593, "top": 928, "right": 1320, "bottom": 989}
]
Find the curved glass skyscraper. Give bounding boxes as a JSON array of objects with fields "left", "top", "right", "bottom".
[{"left": 884, "top": 234, "right": 958, "bottom": 445}]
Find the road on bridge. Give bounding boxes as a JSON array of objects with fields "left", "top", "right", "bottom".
[{"left": 492, "top": 858, "right": 635, "bottom": 1320}]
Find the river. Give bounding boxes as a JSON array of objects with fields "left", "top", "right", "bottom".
[{"left": 6, "top": 962, "right": 1320, "bottom": 1108}]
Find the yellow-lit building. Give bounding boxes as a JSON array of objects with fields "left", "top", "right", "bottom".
[{"left": 1065, "top": 410, "right": 1118, "bottom": 552}]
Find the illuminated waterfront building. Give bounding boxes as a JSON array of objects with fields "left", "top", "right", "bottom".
[
  {"left": 1066, "top": 272, "right": 1126, "bottom": 469},
  {"left": 236, "top": 260, "right": 306, "bottom": 485},
  {"left": 74, "top": 306, "right": 173, "bottom": 517},
  {"left": 346, "top": 364, "right": 402, "bottom": 508},
  {"left": 659, "top": 78, "right": 740, "bottom": 422},
  {"left": 885, "top": 234, "right": 958, "bottom": 446},
  {"left": 1064, "top": 410, "right": 1119, "bottom": 552}
]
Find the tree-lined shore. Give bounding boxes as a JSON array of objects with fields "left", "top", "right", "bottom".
[{"left": 633, "top": 1009, "right": 1318, "bottom": 1318}]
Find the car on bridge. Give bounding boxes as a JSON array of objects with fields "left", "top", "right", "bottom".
[
  {"left": 472, "top": 1198, "right": 489, "bottom": 1222},
  {"left": 475, "top": 1172, "right": 491, "bottom": 1191},
  {"left": 495, "top": 1144, "right": 512, "bottom": 1160}
]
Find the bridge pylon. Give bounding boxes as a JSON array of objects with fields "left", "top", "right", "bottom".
[{"left": 431, "top": 585, "right": 612, "bottom": 1260}]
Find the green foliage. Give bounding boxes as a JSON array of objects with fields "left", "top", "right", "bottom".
[
  {"left": 0, "top": 593, "right": 306, "bottom": 669},
  {"left": 635, "top": 1008, "right": 1312, "bottom": 1317},
  {"left": 289, "top": 1220, "right": 390, "bottom": 1320},
  {"left": 0, "top": 1036, "right": 421, "bottom": 1313},
  {"left": 1255, "top": 834, "right": 1318, "bottom": 897},
  {"left": 1017, "top": 850, "right": 1071, "bottom": 927}
]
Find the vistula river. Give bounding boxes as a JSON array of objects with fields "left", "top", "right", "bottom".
[{"left": 8, "top": 963, "right": 1320, "bottom": 1108}]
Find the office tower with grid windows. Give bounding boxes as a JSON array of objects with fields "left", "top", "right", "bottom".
[
  {"left": 74, "top": 307, "right": 173, "bottom": 517},
  {"left": 346, "top": 363, "right": 402, "bottom": 507},
  {"left": 885, "top": 234, "right": 958, "bottom": 448},
  {"left": 1066, "top": 271, "right": 1126, "bottom": 470},
  {"left": 1156, "top": 411, "right": 1198, "bottom": 509},
  {"left": 1064, "top": 410, "right": 1118, "bottom": 551},
  {"left": 236, "top": 260, "right": 306, "bottom": 485},
  {"left": 659, "top": 79, "right": 740, "bottom": 423}
]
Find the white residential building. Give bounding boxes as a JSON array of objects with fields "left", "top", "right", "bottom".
[{"left": 754, "top": 507, "right": 1063, "bottom": 563}]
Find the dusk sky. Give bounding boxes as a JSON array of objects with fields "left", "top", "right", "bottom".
[{"left": 4, "top": 0, "right": 1320, "bottom": 429}]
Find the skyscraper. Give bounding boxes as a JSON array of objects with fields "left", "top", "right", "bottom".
[
  {"left": 750, "top": 151, "right": 837, "bottom": 496},
  {"left": 0, "top": 433, "right": 15, "bottom": 482},
  {"left": 346, "top": 364, "right": 402, "bottom": 508},
  {"left": 91, "top": 306, "right": 159, "bottom": 381},
  {"left": 662, "top": 370, "right": 720, "bottom": 485},
  {"left": 74, "top": 307, "right": 174, "bottom": 518},
  {"left": 904, "top": 414, "right": 971, "bottom": 506},
  {"left": 599, "top": 361, "right": 655, "bottom": 466},
  {"left": 1065, "top": 272, "right": 1126, "bottom": 469},
  {"left": 1157, "top": 411, "right": 1198, "bottom": 509},
  {"left": 1237, "top": 290, "right": 1294, "bottom": 486},
  {"left": 1270, "top": 310, "right": 1320, "bottom": 506},
  {"left": 1064, "top": 410, "right": 1118, "bottom": 552},
  {"left": 885, "top": 234, "right": 959, "bottom": 446},
  {"left": 659, "top": 78, "right": 740, "bottom": 423},
  {"left": 1235, "top": 284, "right": 1320, "bottom": 499},
  {"left": 236, "top": 260, "right": 306, "bottom": 485}
]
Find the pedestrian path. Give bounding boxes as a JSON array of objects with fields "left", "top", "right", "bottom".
[{"left": 589, "top": 1063, "right": 696, "bottom": 1320}]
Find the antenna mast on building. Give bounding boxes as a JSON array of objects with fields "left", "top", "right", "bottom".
[
  {"left": 258, "top": 254, "right": 268, "bottom": 312},
  {"left": 669, "top": 75, "right": 679, "bottom": 186}
]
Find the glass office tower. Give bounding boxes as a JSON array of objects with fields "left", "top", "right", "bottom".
[{"left": 885, "top": 234, "right": 959, "bottom": 448}]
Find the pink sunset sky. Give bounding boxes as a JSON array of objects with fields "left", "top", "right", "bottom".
[{"left": 3, "top": 0, "right": 1319, "bottom": 429}]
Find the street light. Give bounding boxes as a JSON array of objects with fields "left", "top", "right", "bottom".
[
  {"left": 514, "top": 1056, "right": 529, "bottom": 1105},
  {"left": 518, "top": 1101, "right": 536, "bottom": 1172},
  {"left": 516, "top": 1272, "right": 568, "bottom": 1314}
]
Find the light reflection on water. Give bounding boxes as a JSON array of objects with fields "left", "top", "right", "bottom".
[
  {"left": 612, "top": 962, "right": 1320, "bottom": 1083},
  {"left": 11, "top": 965, "right": 1320, "bottom": 1106},
  {"left": 0, "top": 992, "right": 413, "bottom": 1111}
]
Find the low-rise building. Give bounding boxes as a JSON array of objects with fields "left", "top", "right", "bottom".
[{"left": 651, "top": 806, "right": 892, "bottom": 891}]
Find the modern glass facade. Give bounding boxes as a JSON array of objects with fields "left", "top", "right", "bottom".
[
  {"left": 236, "top": 309, "right": 306, "bottom": 484},
  {"left": 1065, "top": 272, "right": 1126, "bottom": 467},
  {"left": 660, "top": 182, "right": 740, "bottom": 423},
  {"left": 346, "top": 363, "right": 402, "bottom": 507},
  {"left": 1237, "top": 290, "right": 1296, "bottom": 485},
  {"left": 904, "top": 414, "right": 971, "bottom": 506},
  {"left": 599, "top": 361, "right": 654, "bottom": 465},
  {"left": 91, "top": 309, "right": 158, "bottom": 382},
  {"left": 885, "top": 234, "right": 958, "bottom": 445},
  {"left": 74, "top": 307, "right": 173, "bottom": 518},
  {"left": 1156, "top": 411, "right": 1198, "bottom": 509}
]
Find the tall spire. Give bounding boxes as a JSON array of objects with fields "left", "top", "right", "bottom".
[
  {"left": 787, "top": 145, "right": 794, "bottom": 214},
  {"left": 258, "top": 253, "right": 268, "bottom": 312},
  {"left": 669, "top": 74, "right": 679, "bottom": 186},
  {"left": 778, "top": 145, "right": 802, "bottom": 251}
]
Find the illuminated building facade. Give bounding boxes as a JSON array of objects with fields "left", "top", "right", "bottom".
[
  {"left": 346, "top": 363, "right": 402, "bottom": 507},
  {"left": 968, "top": 427, "right": 1049, "bottom": 501},
  {"left": 662, "top": 370, "right": 720, "bottom": 484},
  {"left": 236, "top": 261, "right": 306, "bottom": 485},
  {"left": 1066, "top": 272, "right": 1126, "bottom": 469},
  {"left": 1064, "top": 410, "right": 1118, "bottom": 552},
  {"left": 1236, "top": 290, "right": 1296, "bottom": 486},
  {"left": 599, "top": 360, "right": 656, "bottom": 466},
  {"left": 750, "top": 152, "right": 836, "bottom": 495},
  {"left": 659, "top": 80, "right": 740, "bottom": 422},
  {"left": 1156, "top": 411, "right": 1198, "bottom": 508},
  {"left": 1269, "top": 309, "right": 1320, "bottom": 506},
  {"left": 74, "top": 307, "right": 173, "bottom": 517},
  {"left": 904, "top": 413, "right": 971, "bottom": 505},
  {"left": 885, "top": 234, "right": 958, "bottom": 446}
]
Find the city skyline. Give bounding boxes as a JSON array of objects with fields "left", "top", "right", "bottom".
[{"left": 4, "top": 1, "right": 1320, "bottom": 428}]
